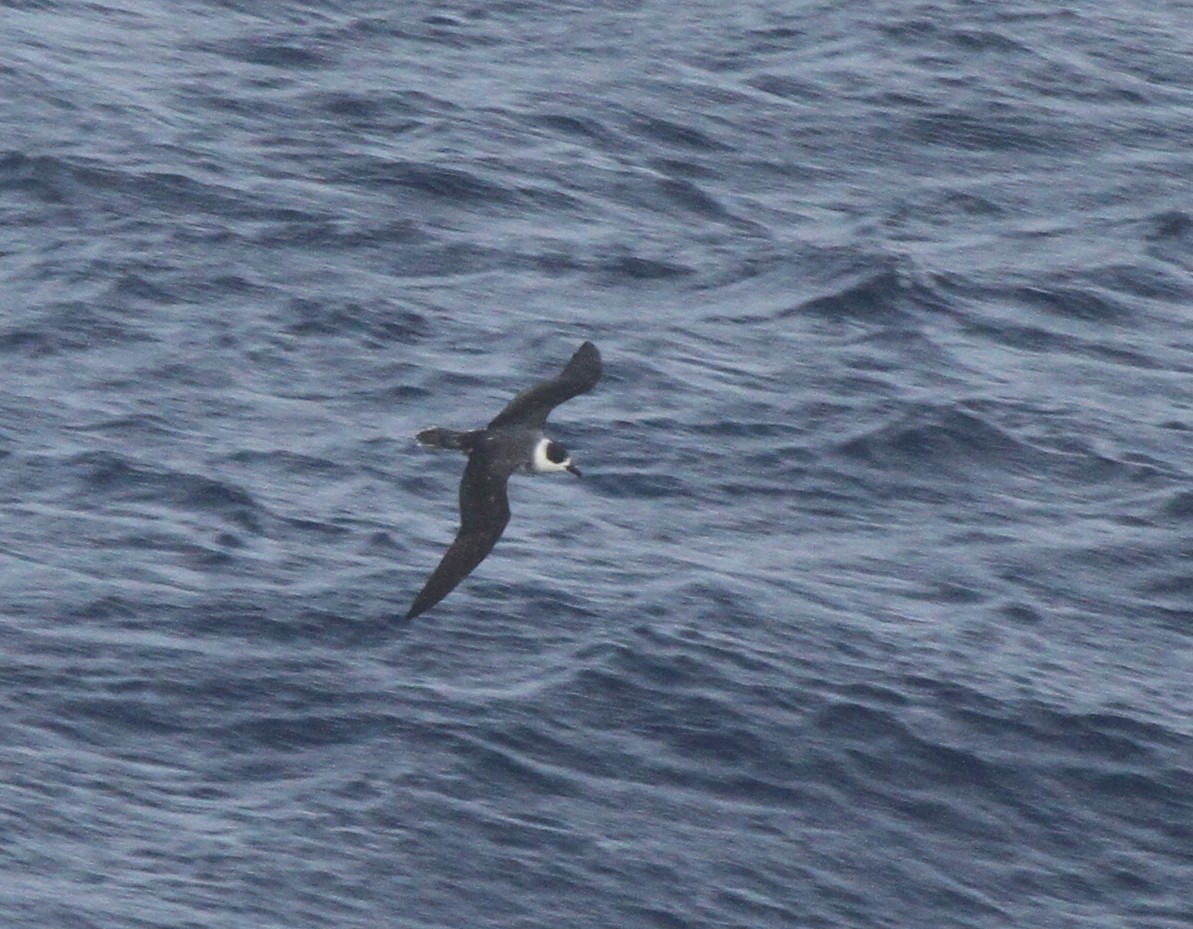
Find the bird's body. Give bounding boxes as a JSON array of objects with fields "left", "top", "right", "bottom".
[{"left": 406, "top": 341, "right": 601, "bottom": 620}]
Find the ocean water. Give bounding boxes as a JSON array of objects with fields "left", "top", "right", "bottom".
[{"left": 3, "top": 1, "right": 1193, "bottom": 926}]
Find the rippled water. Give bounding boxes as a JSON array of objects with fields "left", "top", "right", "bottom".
[{"left": 3, "top": 2, "right": 1193, "bottom": 927}]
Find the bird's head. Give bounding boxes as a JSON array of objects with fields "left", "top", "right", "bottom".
[{"left": 533, "top": 438, "right": 581, "bottom": 477}]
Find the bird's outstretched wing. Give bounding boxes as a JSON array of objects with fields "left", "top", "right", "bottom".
[
  {"left": 405, "top": 439, "right": 512, "bottom": 620},
  {"left": 487, "top": 341, "right": 601, "bottom": 430}
]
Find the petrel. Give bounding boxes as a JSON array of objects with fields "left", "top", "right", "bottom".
[{"left": 405, "top": 341, "right": 601, "bottom": 620}]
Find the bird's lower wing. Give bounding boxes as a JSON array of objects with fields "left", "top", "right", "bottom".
[{"left": 405, "top": 525, "right": 505, "bottom": 620}]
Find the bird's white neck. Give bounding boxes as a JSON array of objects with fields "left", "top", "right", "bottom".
[{"left": 531, "top": 437, "right": 572, "bottom": 474}]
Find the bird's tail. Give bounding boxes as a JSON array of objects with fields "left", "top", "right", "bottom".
[{"left": 415, "top": 427, "right": 481, "bottom": 453}]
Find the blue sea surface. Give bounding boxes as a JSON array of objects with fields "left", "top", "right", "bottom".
[{"left": 3, "top": 1, "right": 1193, "bottom": 926}]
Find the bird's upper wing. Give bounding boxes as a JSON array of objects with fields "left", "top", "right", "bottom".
[
  {"left": 405, "top": 439, "right": 512, "bottom": 620},
  {"left": 486, "top": 341, "right": 601, "bottom": 430}
]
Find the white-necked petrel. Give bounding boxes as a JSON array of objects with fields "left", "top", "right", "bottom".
[{"left": 406, "top": 341, "right": 602, "bottom": 620}]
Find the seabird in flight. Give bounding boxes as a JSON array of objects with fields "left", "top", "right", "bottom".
[{"left": 406, "top": 341, "right": 601, "bottom": 620}]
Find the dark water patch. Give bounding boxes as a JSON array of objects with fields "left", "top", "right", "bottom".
[
  {"left": 941, "top": 190, "right": 1005, "bottom": 217},
  {"left": 1161, "top": 490, "right": 1193, "bottom": 518},
  {"left": 254, "top": 217, "right": 436, "bottom": 253},
  {"left": 905, "top": 188, "right": 1008, "bottom": 225},
  {"left": 647, "top": 156, "right": 724, "bottom": 183},
  {"left": 281, "top": 297, "right": 430, "bottom": 343},
  {"left": 594, "top": 252, "right": 693, "bottom": 282},
  {"left": 904, "top": 680, "right": 1189, "bottom": 769},
  {"left": 0, "top": 150, "right": 280, "bottom": 226},
  {"left": 699, "top": 249, "right": 918, "bottom": 324},
  {"left": 812, "top": 701, "right": 904, "bottom": 742},
  {"left": 103, "top": 271, "right": 182, "bottom": 306},
  {"left": 225, "top": 710, "right": 400, "bottom": 754},
  {"left": 594, "top": 469, "right": 684, "bottom": 500},
  {"left": 747, "top": 73, "right": 825, "bottom": 103},
  {"left": 654, "top": 176, "right": 736, "bottom": 223},
  {"left": 1032, "top": 708, "right": 1183, "bottom": 760},
  {"left": 1142, "top": 567, "right": 1193, "bottom": 603},
  {"left": 689, "top": 418, "right": 805, "bottom": 441},
  {"left": 821, "top": 710, "right": 1013, "bottom": 799},
  {"left": 627, "top": 112, "right": 730, "bottom": 152},
  {"left": 1012, "top": 283, "right": 1133, "bottom": 325},
  {"left": 909, "top": 107, "right": 1055, "bottom": 154},
  {"left": 312, "top": 90, "right": 391, "bottom": 123},
  {"left": 121, "top": 531, "right": 240, "bottom": 572},
  {"left": 999, "top": 601, "right": 1044, "bottom": 624},
  {"left": 0, "top": 151, "right": 74, "bottom": 204},
  {"left": 844, "top": 396, "right": 1159, "bottom": 490},
  {"left": 1147, "top": 209, "right": 1193, "bottom": 242},
  {"left": 885, "top": 18, "right": 1029, "bottom": 55},
  {"left": 955, "top": 316, "right": 1067, "bottom": 354},
  {"left": 786, "top": 260, "right": 912, "bottom": 324},
  {"left": 226, "top": 448, "right": 347, "bottom": 479},
  {"left": 55, "top": 693, "right": 190, "bottom": 741},
  {"left": 67, "top": 451, "right": 265, "bottom": 534},
  {"left": 1085, "top": 261, "right": 1192, "bottom": 304},
  {"left": 1056, "top": 765, "right": 1193, "bottom": 830},
  {"left": 207, "top": 37, "right": 335, "bottom": 70},
  {"left": 449, "top": 729, "right": 586, "bottom": 799},
  {"left": 68, "top": 413, "right": 183, "bottom": 442},
  {"left": 834, "top": 405, "right": 1039, "bottom": 481},
  {"left": 530, "top": 110, "right": 617, "bottom": 146},
  {"left": 630, "top": 576, "right": 774, "bottom": 630},
  {"left": 100, "top": 164, "right": 231, "bottom": 216},
  {"left": 1146, "top": 209, "right": 1193, "bottom": 268},
  {"left": 381, "top": 241, "right": 513, "bottom": 279},
  {"left": 387, "top": 12, "right": 504, "bottom": 50},
  {"left": 0, "top": 302, "right": 156, "bottom": 357},
  {"left": 348, "top": 159, "right": 521, "bottom": 208},
  {"left": 534, "top": 661, "right": 812, "bottom": 807}
]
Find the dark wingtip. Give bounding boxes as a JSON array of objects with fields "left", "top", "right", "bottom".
[
  {"left": 567, "top": 341, "right": 602, "bottom": 387},
  {"left": 404, "top": 585, "right": 432, "bottom": 620}
]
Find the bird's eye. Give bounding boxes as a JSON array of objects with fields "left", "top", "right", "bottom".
[{"left": 546, "top": 442, "right": 568, "bottom": 464}]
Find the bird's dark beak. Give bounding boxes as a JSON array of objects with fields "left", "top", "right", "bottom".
[{"left": 567, "top": 464, "right": 582, "bottom": 478}]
